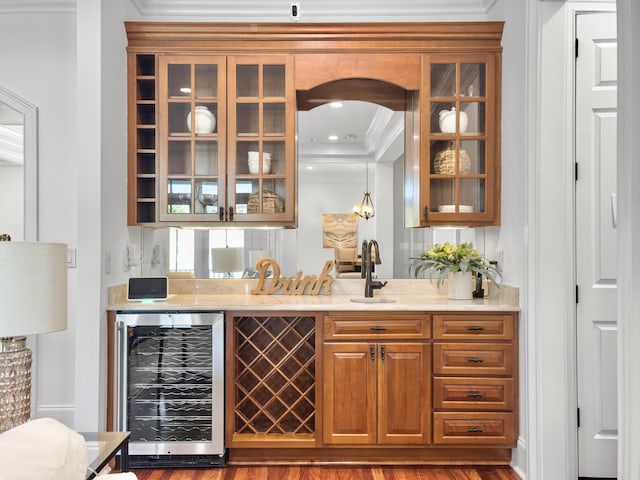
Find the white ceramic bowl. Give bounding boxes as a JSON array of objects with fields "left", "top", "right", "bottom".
[{"left": 248, "top": 152, "right": 272, "bottom": 174}]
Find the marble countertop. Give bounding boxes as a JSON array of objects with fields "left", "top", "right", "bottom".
[{"left": 108, "top": 278, "right": 520, "bottom": 312}]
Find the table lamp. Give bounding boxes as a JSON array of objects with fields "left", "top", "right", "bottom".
[
  {"left": 211, "top": 247, "right": 244, "bottom": 278},
  {"left": 0, "top": 242, "right": 68, "bottom": 433}
]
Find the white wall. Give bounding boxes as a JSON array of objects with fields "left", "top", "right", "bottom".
[
  {"left": 616, "top": 0, "right": 640, "bottom": 477},
  {"left": 0, "top": 10, "right": 79, "bottom": 426}
]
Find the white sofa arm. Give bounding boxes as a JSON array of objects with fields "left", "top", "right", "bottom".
[
  {"left": 0, "top": 418, "right": 88, "bottom": 480},
  {"left": 0, "top": 418, "right": 138, "bottom": 480}
]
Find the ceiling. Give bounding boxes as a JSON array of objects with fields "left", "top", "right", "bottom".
[{"left": 297, "top": 101, "right": 404, "bottom": 174}]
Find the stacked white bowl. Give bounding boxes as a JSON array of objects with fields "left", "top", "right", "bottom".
[{"left": 248, "top": 151, "right": 272, "bottom": 174}]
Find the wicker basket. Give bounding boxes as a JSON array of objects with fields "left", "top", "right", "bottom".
[
  {"left": 434, "top": 144, "right": 471, "bottom": 175},
  {"left": 247, "top": 190, "right": 284, "bottom": 214}
]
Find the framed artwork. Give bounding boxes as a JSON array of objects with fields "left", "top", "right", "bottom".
[{"left": 322, "top": 213, "right": 358, "bottom": 248}]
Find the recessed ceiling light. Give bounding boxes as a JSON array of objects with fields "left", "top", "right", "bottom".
[
  {"left": 344, "top": 134, "right": 357, "bottom": 141},
  {"left": 306, "top": 165, "right": 314, "bottom": 170},
  {"left": 330, "top": 102, "right": 343, "bottom": 109},
  {"left": 328, "top": 135, "right": 339, "bottom": 141}
]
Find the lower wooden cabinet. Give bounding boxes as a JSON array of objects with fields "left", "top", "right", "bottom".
[
  {"left": 432, "top": 313, "right": 518, "bottom": 448},
  {"left": 433, "top": 412, "right": 515, "bottom": 445},
  {"left": 323, "top": 341, "right": 430, "bottom": 445},
  {"left": 223, "top": 310, "right": 518, "bottom": 462}
]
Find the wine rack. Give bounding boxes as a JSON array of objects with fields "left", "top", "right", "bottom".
[{"left": 228, "top": 314, "right": 317, "bottom": 444}]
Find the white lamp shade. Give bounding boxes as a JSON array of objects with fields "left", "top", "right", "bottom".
[
  {"left": 249, "top": 249, "right": 273, "bottom": 268},
  {"left": 0, "top": 242, "right": 68, "bottom": 337},
  {"left": 211, "top": 247, "right": 244, "bottom": 273}
]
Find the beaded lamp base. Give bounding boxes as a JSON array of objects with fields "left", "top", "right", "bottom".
[{"left": 0, "top": 337, "right": 32, "bottom": 433}]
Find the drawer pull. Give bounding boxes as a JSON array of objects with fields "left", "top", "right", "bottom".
[
  {"left": 370, "top": 326, "right": 387, "bottom": 331},
  {"left": 467, "top": 357, "right": 484, "bottom": 364},
  {"left": 467, "top": 325, "right": 485, "bottom": 332},
  {"left": 467, "top": 427, "right": 484, "bottom": 433},
  {"left": 467, "top": 392, "right": 484, "bottom": 398}
]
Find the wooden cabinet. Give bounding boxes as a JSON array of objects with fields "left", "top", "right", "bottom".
[
  {"left": 322, "top": 313, "right": 431, "bottom": 445},
  {"left": 128, "top": 49, "right": 295, "bottom": 226},
  {"left": 127, "top": 22, "right": 503, "bottom": 228},
  {"left": 432, "top": 313, "right": 517, "bottom": 446},
  {"left": 408, "top": 52, "right": 502, "bottom": 227}
]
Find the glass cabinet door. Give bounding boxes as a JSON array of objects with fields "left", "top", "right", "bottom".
[
  {"left": 158, "top": 55, "right": 226, "bottom": 222},
  {"left": 227, "top": 56, "right": 295, "bottom": 223},
  {"left": 422, "top": 54, "right": 498, "bottom": 225}
]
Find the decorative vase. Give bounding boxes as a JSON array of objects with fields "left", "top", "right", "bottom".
[
  {"left": 438, "top": 107, "right": 468, "bottom": 134},
  {"left": 187, "top": 106, "right": 216, "bottom": 134},
  {"left": 447, "top": 271, "right": 473, "bottom": 300}
]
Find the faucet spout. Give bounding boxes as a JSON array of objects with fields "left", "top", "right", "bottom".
[{"left": 362, "top": 239, "right": 387, "bottom": 297}]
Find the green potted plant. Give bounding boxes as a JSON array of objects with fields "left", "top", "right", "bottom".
[{"left": 411, "top": 242, "right": 500, "bottom": 299}]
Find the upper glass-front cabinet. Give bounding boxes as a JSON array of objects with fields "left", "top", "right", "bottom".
[
  {"left": 420, "top": 54, "right": 500, "bottom": 226},
  {"left": 155, "top": 54, "right": 295, "bottom": 225},
  {"left": 227, "top": 56, "right": 295, "bottom": 223},
  {"left": 159, "top": 55, "right": 226, "bottom": 222}
]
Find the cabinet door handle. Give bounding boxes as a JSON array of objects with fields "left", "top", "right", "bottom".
[
  {"left": 380, "top": 344, "right": 385, "bottom": 360},
  {"left": 467, "top": 357, "right": 484, "bottom": 364},
  {"left": 466, "top": 392, "right": 484, "bottom": 398},
  {"left": 370, "top": 344, "right": 375, "bottom": 361},
  {"left": 423, "top": 206, "right": 429, "bottom": 221},
  {"left": 467, "top": 325, "right": 485, "bottom": 332},
  {"left": 370, "top": 326, "right": 386, "bottom": 331},
  {"left": 467, "top": 427, "right": 484, "bottom": 433},
  {"left": 228, "top": 206, "right": 234, "bottom": 221},
  {"left": 219, "top": 208, "right": 225, "bottom": 221}
]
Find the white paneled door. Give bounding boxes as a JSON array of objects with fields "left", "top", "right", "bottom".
[{"left": 575, "top": 11, "right": 617, "bottom": 479}]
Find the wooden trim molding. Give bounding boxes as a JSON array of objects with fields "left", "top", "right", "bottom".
[{"left": 125, "top": 21, "right": 504, "bottom": 53}]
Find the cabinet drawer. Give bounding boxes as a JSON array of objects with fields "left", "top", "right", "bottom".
[
  {"left": 433, "top": 343, "right": 514, "bottom": 376},
  {"left": 433, "top": 377, "right": 514, "bottom": 411},
  {"left": 433, "top": 412, "right": 515, "bottom": 446},
  {"left": 323, "top": 314, "right": 430, "bottom": 340},
  {"left": 433, "top": 314, "right": 514, "bottom": 340}
]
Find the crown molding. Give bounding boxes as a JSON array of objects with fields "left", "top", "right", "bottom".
[{"left": 131, "top": 0, "right": 497, "bottom": 19}]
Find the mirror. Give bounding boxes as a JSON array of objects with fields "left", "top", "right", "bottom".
[
  {"left": 141, "top": 100, "right": 431, "bottom": 279},
  {"left": 0, "top": 99, "right": 23, "bottom": 240},
  {"left": 139, "top": 100, "right": 490, "bottom": 280},
  {"left": 0, "top": 85, "right": 38, "bottom": 242}
]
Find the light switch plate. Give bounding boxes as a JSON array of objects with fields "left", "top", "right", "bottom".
[{"left": 67, "top": 248, "right": 76, "bottom": 268}]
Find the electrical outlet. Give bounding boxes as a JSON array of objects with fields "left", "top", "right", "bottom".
[{"left": 496, "top": 250, "right": 504, "bottom": 271}]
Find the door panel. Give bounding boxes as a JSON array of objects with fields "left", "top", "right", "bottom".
[
  {"left": 322, "top": 343, "right": 377, "bottom": 444},
  {"left": 575, "top": 11, "right": 617, "bottom": 478},
  {"left": 377, "top": 343, "right": 430, "bottom": 444}
]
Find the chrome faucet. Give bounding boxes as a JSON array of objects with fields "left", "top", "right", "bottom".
[{"left": 361, "top": 239, "right": 387, "bottom": 297}]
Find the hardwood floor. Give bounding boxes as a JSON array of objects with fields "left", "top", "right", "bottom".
[{"left": 131, "top": 466, "right": 521, "bottom": 480}]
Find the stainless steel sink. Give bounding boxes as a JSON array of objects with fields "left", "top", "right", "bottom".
[{"left": 350, "top": 298, "right": 396, "bottom": 304}]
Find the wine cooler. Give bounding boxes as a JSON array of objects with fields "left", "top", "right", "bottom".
[{"left": 114, "top": 311, "right": 226, "bottom": 467}]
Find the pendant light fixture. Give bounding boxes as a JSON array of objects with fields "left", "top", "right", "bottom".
[{"left": 353, "top": 162, "right": 375, "bottom": 220}]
